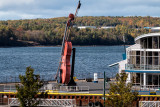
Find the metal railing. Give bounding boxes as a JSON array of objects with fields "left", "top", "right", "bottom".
[
  {"left": 0, "top": 74, "right": 56, "bottom": 83},
  {"left": 139, "top": 101, "right": 160, "bottom": 107},
  {"left": 132, "top": 85, "right": 160, "bottom": 91},
  {"left": 0, "top": 94, "right": 2, "bottom": 104},
  {"left": 126, "top": 64, "right": 160, "bottom": 70},
  {"left": 59, "top": 86, "right": 89, "bottom": 92},
  {"left": 4, "top": 85, "right": 17, "bottom": 92},
  {"left": 2, "top": 84, "right": 90, "bottom": 93},
  {"left": 8, "top": 98, "right": 76, "bottom": 107}
]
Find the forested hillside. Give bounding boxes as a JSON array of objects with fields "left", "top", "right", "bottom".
[{"left": 0, "top": 16, "right": 159, "bottom": 46}]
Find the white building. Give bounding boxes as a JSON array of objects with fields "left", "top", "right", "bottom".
[
  {"left": 77, "top": 26, "right": 96, "bottom": 29},
  {"left": 121, "top": 33, "right": 160, "bottom": 88},
  {"left": 100, "top": 26, "right": 115, "bottom": 29}
]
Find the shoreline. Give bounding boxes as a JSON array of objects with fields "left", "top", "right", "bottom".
[{"left": 0, "top": 44, "right": 132, "bottom": 48}]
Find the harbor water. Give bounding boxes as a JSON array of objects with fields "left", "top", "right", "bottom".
[{"left": 0, "top": 46, "right": 126, "bottom": 82}]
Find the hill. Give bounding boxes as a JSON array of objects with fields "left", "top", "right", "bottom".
[{"left": 0, "top": 16, "right": 159, "bottom": 46}]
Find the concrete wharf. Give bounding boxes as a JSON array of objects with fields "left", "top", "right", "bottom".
[{"left": 0, "top": 79, "right": 160, "bottom": 106}]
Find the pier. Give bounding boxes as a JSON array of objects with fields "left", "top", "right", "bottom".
[{"left": 0, "top": 79, "right": 160, "bottom": 106}]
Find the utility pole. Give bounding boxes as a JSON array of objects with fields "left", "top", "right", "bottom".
[{"left": 104, "top": 71, "right": 105, "bottom": 107}]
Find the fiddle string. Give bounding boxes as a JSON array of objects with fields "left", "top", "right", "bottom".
[
  {"left": 65, "top": 0, "right": 81, "bottom": 42},
  {"left": 55, "top": 24, "right": 68, "bottom": 79},
  {"left": 66, "top": 27, "right": 71, "bottom": 42}
]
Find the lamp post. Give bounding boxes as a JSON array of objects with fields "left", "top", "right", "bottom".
[{"left": 104, "top": 71, "right": 105, "bottom": 107}]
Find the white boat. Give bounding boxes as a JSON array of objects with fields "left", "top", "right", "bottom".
[{"left": 110, "top": 33, "right": 160, "bottom": 89}]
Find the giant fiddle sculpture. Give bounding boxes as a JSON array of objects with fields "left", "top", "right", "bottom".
[{"left": 55, "top": 0, "right": 81, "bottom": 84}]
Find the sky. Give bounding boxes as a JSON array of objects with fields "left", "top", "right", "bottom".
[{"left": 0, "top": 0, "right": 160, "bottom": 20}]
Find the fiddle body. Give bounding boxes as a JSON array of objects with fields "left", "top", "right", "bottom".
[{"left": 60, "top": 41, "right": 72, "bottom": 84}]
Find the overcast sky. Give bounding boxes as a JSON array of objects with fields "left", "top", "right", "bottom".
[{"left": 0, "top": 0, "right": 160, "bottom": 20}]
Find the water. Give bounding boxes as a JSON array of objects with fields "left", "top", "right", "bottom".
[{"left": 0, "top": 46, "right": 125, "bottom": 82}]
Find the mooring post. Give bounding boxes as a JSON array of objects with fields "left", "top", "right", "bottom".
[{"left": 104, "top": 71, "right": 105, "bottom": 107}]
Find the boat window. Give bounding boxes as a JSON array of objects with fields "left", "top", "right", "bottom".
[
  {"left": 159, "top": 75, "right": 160, "bottom": 86},
  {"left": 153, "top": 75, "right": 158, "bottom": 85},
  {"left": 136, "top": 56, "right": 140, "bottom": 64},
  {"left": 159, "top": 37, "right": 160, "bottom": 49},
  {"left": 141, "top": 51, "right": 144, "bottom": 56},
  {"left": 148, "top": 75, "right": 152, "bottom": 85},
  {"left": 131, "top": 51, "right": 136, "bottom": 55},
  {"left": 143, "top": 38, "right": 147, "bottom": 49},
  {"left": 141, "top": 39, "right": 143, "bottom": 48},
  {"left": 136, "top": 51, "right": 140, "bottom": 55},
  {"left": 140, "top": 73, "right": 144, "bottom": 85},
  {"left": 136, "top": 73, "right": 140, "bottom": 84},
  {"left": 153, "top": 57, "right": 158, "bottom": 65},
  {"left": 128, "top": 56, "right": 131, "bottom": 64},
  {"left": 140, "top": 57, "right": 144, "bottom": 65},
  {"left": 159, "top": 52, "right": 160, "bottom": 61},
  {"left": 132, "top": 56, "right": 136, "bottom": 65},
  {"left": 141, "top": 38, "right": 147, "bottom": 49},
  {"left": 148, "top": 37, "right": 152, "bottom": 49},
  {"left": 148, "top": 57, "right": 152, "bottom": 65},
  {"left": 154, "top": 52, "right": 158, "bottom": 56},
  {"left": 153, "top": 37, "right": 158, "bottom": 49},
  {"left": 148, "top": 52, "right": 152, "bottom": 56}
]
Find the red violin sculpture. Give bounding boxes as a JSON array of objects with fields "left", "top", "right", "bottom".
[
  {"left": 60, "top": 41, "right": 72, "bottom": 84},
  {"left": 55, "top": 0, "right": 81, "bottom": 84}
]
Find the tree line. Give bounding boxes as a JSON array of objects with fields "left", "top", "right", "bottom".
[{"left": 0, "top": 16, "right": 159, "bottom": 46}]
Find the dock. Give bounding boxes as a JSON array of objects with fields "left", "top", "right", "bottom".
[{"left": 0, "top": 79, "right": 160, "bottom": 106}]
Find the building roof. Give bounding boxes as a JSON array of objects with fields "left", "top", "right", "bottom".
[{"left": 135, "top": 33, "right": 160, "bottom": 43}]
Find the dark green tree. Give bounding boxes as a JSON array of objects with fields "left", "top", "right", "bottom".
[
  {"left": 16, "top": 66, "right": 47, "bottom": 107},
  {"left": 107, "top": 73, "right": 138, "bottom": 107}
]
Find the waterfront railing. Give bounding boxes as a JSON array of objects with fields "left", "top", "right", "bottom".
[
  {"left": 0, "top": 72, "right": 108, "bottom": 83},
  {"left": 139, "top": 101, "right": 160, "bottom": 107},
  {"left": 132, "top": 85, "right": 160, "bottom": 91},
  {"left": 8, "top": 98, "right": 76, "bottom": 107},
  {"left": 126, "top": 64, "right": 160, "bottom": 70}
]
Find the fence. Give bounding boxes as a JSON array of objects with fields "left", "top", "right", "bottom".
[
  {"left": 0, "top": 74, "right": 56, "bottom": 83},
  {"left": 132, "top": 85, "right": 160, "bottom": 91},
  {"left": 8, "top": 98, "right": 76, "bottom": 107},
  {"left": 139, "top": 101, "right": 160, "bottom": 107},
  {"left": 59, "top": 86, "right": 89, "bottom": 93},
  {"left": 0, "top": 72, "right": 112, "bottom": 83},
  {"left": 4, "top": 85, "right": 17, "bottom": 92}
]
